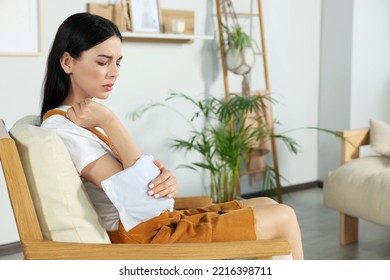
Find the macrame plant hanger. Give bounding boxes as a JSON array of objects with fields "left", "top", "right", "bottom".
[{"left": 221, "top": 0, "right": 253, "bottom": 97}]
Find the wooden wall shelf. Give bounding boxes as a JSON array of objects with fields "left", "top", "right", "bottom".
[{"left": 121, "top": 32, "right": 214, "bottom": 44}]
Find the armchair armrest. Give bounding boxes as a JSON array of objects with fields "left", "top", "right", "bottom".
[
  {"left": 174, "top": 196, "right": 213, "bottom": 209},
  {"left": 0, "top": 119, "right": 10, "bottom": 139},
  {"left": 340, "top": 128, "right": 369, "bottom": 163},
  {"left": 22, "top": 239, "right": 290, "bottom": 260}
]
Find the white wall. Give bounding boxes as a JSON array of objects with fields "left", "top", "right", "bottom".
[
  {"left": 350, "top": 0, "right": 390, "bottom": 127},
  {"left": 263, "top": 0, "right": 321, "bottom": 187},
  {"left": 318, "top": 0, "right": 354, "bottom": 179},
  {"left": 318, "top": 0, "right": 390, "bottom": 180},
  {"left": 0, "top": 0, "right": 322, "bottom": 244}
]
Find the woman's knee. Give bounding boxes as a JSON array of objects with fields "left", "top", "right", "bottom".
[
  {"left": 278, "top": 204, "right": 301, "bottom": 233},
  {"left": 259, "top": 197, "right": 279, "bottom": 205},
  {"left": 252, "top": 202, "right": 300, "bottom": 239},
  {"left": 239, "top": 196, "right": 278, "bottom": 208},
  {"left": 277, "top": 204, "right": 298, "bottom": 222}
]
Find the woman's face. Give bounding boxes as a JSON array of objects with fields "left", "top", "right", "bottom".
[{"left": 62, "top": 36, "right": 122, "bottom": 102}]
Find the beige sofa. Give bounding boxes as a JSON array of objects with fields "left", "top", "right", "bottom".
[{"left": 323, "top": 119, "right": 390, "bottom": 245}]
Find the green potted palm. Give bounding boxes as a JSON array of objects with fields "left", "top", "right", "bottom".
[{"left": 133, "top": 91, "right": 300, "bottom": 203}]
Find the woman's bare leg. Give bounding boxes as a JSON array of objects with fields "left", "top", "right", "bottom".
[
  {"left": 237, "top": 198, "right": 304, "bottom": 260},
  {"left": 239, "top": 197, "right": 279, "bottom": 206}
]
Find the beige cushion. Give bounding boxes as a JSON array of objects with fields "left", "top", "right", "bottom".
[
  {"left": 324, "top": 156, "right": 390, "bottom": 226},
  {"left": 9, "top": 115, "right": 111, "bottom": 243},
  {"left": 370, "top": 118, "right": 390, "bottom": 157}
]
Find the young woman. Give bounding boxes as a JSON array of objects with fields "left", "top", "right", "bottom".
[{"left": 40, "top": 13, "right": 304, "bottom": 259}]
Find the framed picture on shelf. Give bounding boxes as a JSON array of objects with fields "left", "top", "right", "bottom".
[
  {"left": 0, "top": 0, "right": 41, "bottom": 56},
  {"left": 129, "top": 0, "right": 161, "bottom": 33}
]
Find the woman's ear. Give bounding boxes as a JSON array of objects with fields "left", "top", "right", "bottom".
[{"left": 60, "top": 52, "right": 74, "bottom": 74}]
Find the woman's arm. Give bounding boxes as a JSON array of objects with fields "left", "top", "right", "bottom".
[
  {"left": 66, "top": 99, "right": 142, "bottom": 169},
  {"left": 66, "top": 99, "right": 178, "bottom": 198},
  {"left": 81, "top": 153, "right": 123, "bottom": 188}
]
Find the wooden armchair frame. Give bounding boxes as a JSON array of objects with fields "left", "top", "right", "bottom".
[
  {"left": 0, "top": 119, "right": 290, "bottom": 260},
  {"left": 338, "top": 128, "right": 369, "bottom": 245},
  {"left": 340, "top": 128, "right": 370, "bottom": 164}
]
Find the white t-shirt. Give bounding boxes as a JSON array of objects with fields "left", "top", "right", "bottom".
[{"left": 41, "top": 105, "right": 119, "bottom": 231}]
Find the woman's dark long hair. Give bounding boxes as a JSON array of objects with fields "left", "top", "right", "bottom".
[{"left": 40, "top": 12, "right": 122, "bottom": 119}]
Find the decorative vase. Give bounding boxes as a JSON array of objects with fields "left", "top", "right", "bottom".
[
  {"left": 210, "top": 166, "right": 240, "bottom": 203},
  {"left": 226, "top": 47, "right": 255, "bottom": 75}
]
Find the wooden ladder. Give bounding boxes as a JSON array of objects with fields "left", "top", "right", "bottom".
[{"left": 215, "top": 0, "right": 283, "bottom": 202}]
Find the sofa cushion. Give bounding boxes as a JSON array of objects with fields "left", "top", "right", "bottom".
[
  {"left": 324, "top": 156, "right": 390, "bottom": 226},
  {"left": 370, "top": 118, "right": 390, "bottom": 157},
  {"left": 9, "top": 115, "right": 111, "bottom": 243}
]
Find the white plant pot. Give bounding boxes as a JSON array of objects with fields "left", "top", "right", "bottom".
[{"left": 226, "top": 47, "right": 255, "bottom": 75}]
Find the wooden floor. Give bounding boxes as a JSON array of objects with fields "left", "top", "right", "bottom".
[
  {"left": 1, "top": 187, "right": 390, "bottom": 260},
  {"left": 283, "top": 187, "right": 390, "bottom": 260}
]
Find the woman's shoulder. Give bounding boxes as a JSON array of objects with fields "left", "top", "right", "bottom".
[
  {"left": 41, "top": 107, "right": 106, "bottom": 142},
  {"left": 41, "top": 106, "right": 75, "bottom": 131}
]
